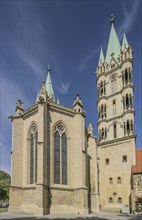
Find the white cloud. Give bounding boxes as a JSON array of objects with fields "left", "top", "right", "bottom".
[
  {"left": 79, "top": 47, "right": 100, "bottom": 72},
  {"left": 56, "top": 82, "right": 70, "bottom": 94},
  {"left": 119, "top": 1, "right": 141, "bottom": 38}
]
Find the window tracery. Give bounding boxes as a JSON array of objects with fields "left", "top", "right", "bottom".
[
  {"left": 54, "top": 122, "right": 67, "bottom": 185},
  {"left": 29, "top": 123, "right": 38, "bottom": 184}
]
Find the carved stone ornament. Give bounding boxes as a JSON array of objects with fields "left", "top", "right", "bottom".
[
  {"left": 31, "top": 123, "right": 37, "bottom": 132},
  {"left": 55, "top": 123, "right": 65, "bottom": 135}
]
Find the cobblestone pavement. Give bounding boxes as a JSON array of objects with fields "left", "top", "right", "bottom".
[{"left": 1, "top": 212, "right": 142, "bottom": 220}]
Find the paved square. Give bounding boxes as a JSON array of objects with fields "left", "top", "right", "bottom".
[{"left": 0, "top": 212, "right": 142, "bottom": 220}]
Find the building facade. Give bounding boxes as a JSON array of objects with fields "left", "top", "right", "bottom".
[
  {"left": 131, "top": 149, "right": 142, "bottom": 213},
  {"left": 8, "top": 16, "right": 136, "bottom": 215}
]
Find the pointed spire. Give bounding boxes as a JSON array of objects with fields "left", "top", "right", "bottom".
[
  {"left": 88, "top": 122, "right": 93, "bottom": 136},
  {"left": 106, "top": 15, "right": 121, "bottom": 63},
  {"left": 122, "top": 32, "right": 129, "bottom": 49},
  {"left": 57, "top": 97, "right": 60, "bottom": 104},
  {"left": 99, "top": 46, "right": 104, "bottom": 64},
  {"left": 36, "top": 91, "right": 39, "bottom": 103},
  {"left": 45, "top": 64, "right": 55, "bottom": 101}
]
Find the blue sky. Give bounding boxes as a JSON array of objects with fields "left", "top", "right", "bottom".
[{"left": 1, "top": 0, "right": 142, "bottom": 174}]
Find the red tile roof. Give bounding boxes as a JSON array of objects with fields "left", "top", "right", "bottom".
[{"left": 132, "top": 149, "right": 142, "bottom": 173}]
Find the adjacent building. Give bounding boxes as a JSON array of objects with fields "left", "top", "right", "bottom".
[{"left": 131, "top": 149, "right": 142, "bottom": 213}]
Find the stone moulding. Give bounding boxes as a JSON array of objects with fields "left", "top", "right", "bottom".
[{"left": 98, "top": 134, "right": 136, "bottom": 147}]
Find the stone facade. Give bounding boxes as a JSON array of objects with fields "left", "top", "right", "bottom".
[{"left": 9, "top": 17, "right": 137, "bottom": 215}]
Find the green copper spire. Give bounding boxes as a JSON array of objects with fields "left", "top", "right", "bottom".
[
  {"left": 36, "top": 91, "right": 39, "bottom": 103},
  {"left": 122, "top": 32, "right": 129, "bottom": 49},
  {"left": 45, "top": 64, "right": 55, "bottom": 101},
  {"left": 99, "top": 46, "right": 104, "bottom": 63},
  {"left": 106, "top": 15, "right": 121, "bottom": 63}
]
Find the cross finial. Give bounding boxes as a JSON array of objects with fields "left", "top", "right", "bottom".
[
  {"left": 110, "top": 14, "right": 115, "bottom": 24},
  {"left": 46, "top": 64, "right": 51, "bottom": 72}
]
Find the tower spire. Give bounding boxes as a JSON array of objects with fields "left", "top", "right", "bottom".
[
  {"left": 45, "top": 64, "right": 55, "bottom": 101},
  {"left": 122, "top": 32, "right": 129, "bottom": 49},
  {"left": 106, "top": 15, "right": 121, "bottom": 63},
  {"left": 99, "top": 46, "right": 104, "bottom": 64}
]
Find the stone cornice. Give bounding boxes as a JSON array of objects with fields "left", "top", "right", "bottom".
[
  {"left": 98, "top": 109, "right": 135, "bottom": 126},
  {"left": 48, "top": 102, "right": 75, "bottom": 118},
  {"left": 98, "top": 134, "right": 136, "bottom": 147},
  {"left": 23, "top": 104, "right": 38, "bottom": 120}
]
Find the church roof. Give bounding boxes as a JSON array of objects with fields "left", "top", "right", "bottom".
[
  {"left": 122, "top": 32, "right": 129, "bottom": 49},
  {"left": 105, "top": 15, "right": 121, "bottom": 63},
  {"left": 45, "top": 64, "right": 55, "bottom": 101}
]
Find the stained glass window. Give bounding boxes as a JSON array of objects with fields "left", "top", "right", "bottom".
[
  {"left": 35, "top": 131, "right": 38, "bottom": 183},
  {"left": 54, "top": 131, "right": 60, "bottom": 184},
  {"left": 29, "top": 124, "right": 38, "bottom": 184},
  {"left": 62, "top": 133, "right": 67, "bottom": 185},
  {"left": 30, "top": 133, "right": 34, "bottom": 184}
]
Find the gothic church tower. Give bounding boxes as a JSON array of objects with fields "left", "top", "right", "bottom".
[{"left": 96, "top": 15, "right": 136, "bottom": 212}]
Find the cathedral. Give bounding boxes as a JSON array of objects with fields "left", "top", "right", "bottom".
[{"left": 8, "top": 16, "right": 136, "bottom": 215}]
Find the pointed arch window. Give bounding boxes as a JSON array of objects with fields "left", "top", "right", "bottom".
[
  {"left": 54, "top": 131, "right": 60, "bottom": 184},
  {"left": 29, "top": 123, "right": 38, "bottom": 184},
  {"left": 112, "top": 99, "right": 116, "bottom": 115},
  {"left": 54, "top": 123, "right": 68, "bottom": 185},
  {"left": 111, "top": 75, "right": 117, "bottom": 93},
  {"left": 113, "top": 123, "right": 117, "bottom": 138}
]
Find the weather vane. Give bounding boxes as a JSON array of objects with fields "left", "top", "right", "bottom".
[
  {"left": 46, "top": 64, "right": 51, "bottom": 72},
  {"left": 110, "top": 14, "right": 115, "bottom": 24}
]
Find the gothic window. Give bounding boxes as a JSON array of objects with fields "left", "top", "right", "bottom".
[
  {"left": 105, "top": 128, "right": 107, "bottom": 138},
  {"left": 125, "top": 69, "right": 128, "bottom": 85},
  {"left": 125, "top": 52, "right": 127, "bottom": 59},
  {"left": 127, "top": 120, "right": 130, "bottom": 135},
  {"left": 113, "top": 123, "right": 117, "bottom": 138},
  {"left": 122, "top": 155, "right": 127, "bottom": 162},
  {"left": 112, "top": 99, "right": 116, "bottom": 115},
  {"left": 101, "top": 104, "right": 103, "bottom": 119},
  {"left": 117, "top": 197, "right": 122, "bottom": 204},
  {"left": 105, "top": 158, "right": 110, "bottom": 165},
  {"left": 117, "top": 177, "right": 121, "bottom": 184},
  {"left": 29, "top": 123, "right": 38, "bottom": 184},
  {"left": 35, "top": 131, "right": 38, "bottom": 183},
  {"left": 109, "top": 177, "right": 113, "bottom": 184},
  {"left": 131, "top": 120, "right": 134, "bottom": 133},
  {"left": 30, "top": 133, "right": 34, "bottom": 184},
  {"left": 111, "top": 75, "right": 117, "bottom": 93},
  {"left": 54, "top": 131, "right": 60, "bottom": 184},
  {"left": 62, "top": 133, "right": 67, "bottom": 185},
  {"left": 109, "top": 197, "right": 113, "bottom": 203},
  {"left": 126, "top": 94, "right": 129, "bottom": 110},
  {"left": 104, "top": 104, "right": 107, "bottom": 118},
  {"left": 54, "top": 123, "right": 67, "bottom": 185},
  {"left": 104, "top": 81, "right": 106, "bottom": 95},
  {"left": 102, "top": 128, "right": 105, "bottom": 139},
  {"left": 100, "top": 81, "right": 103, "bottom": 96}
]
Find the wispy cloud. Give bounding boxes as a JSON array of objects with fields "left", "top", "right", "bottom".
[
  {"left": 55, "top": 82, "right": 70, "bottom": 94},
  {"left": 18, "top": 48, "right": 44, "bottom": 81},
  {"left": 119, "top": 1, "right": 141, "bottom": 38},
  {"left": 79, "top": 47, "right": 100, "bottom": 72}
]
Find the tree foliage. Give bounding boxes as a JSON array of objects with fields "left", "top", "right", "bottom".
[{"left": 0, "top": 170, "right": 11, "bottom": 201}]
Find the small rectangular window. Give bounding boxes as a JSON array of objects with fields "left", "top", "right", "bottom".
[{"left": 117, "top": 177, "right": 121, "bottom": 184}]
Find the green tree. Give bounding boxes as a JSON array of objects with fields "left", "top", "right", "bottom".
[{"left": 0, "top": 170, "right": 11, "bottom": 201}]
